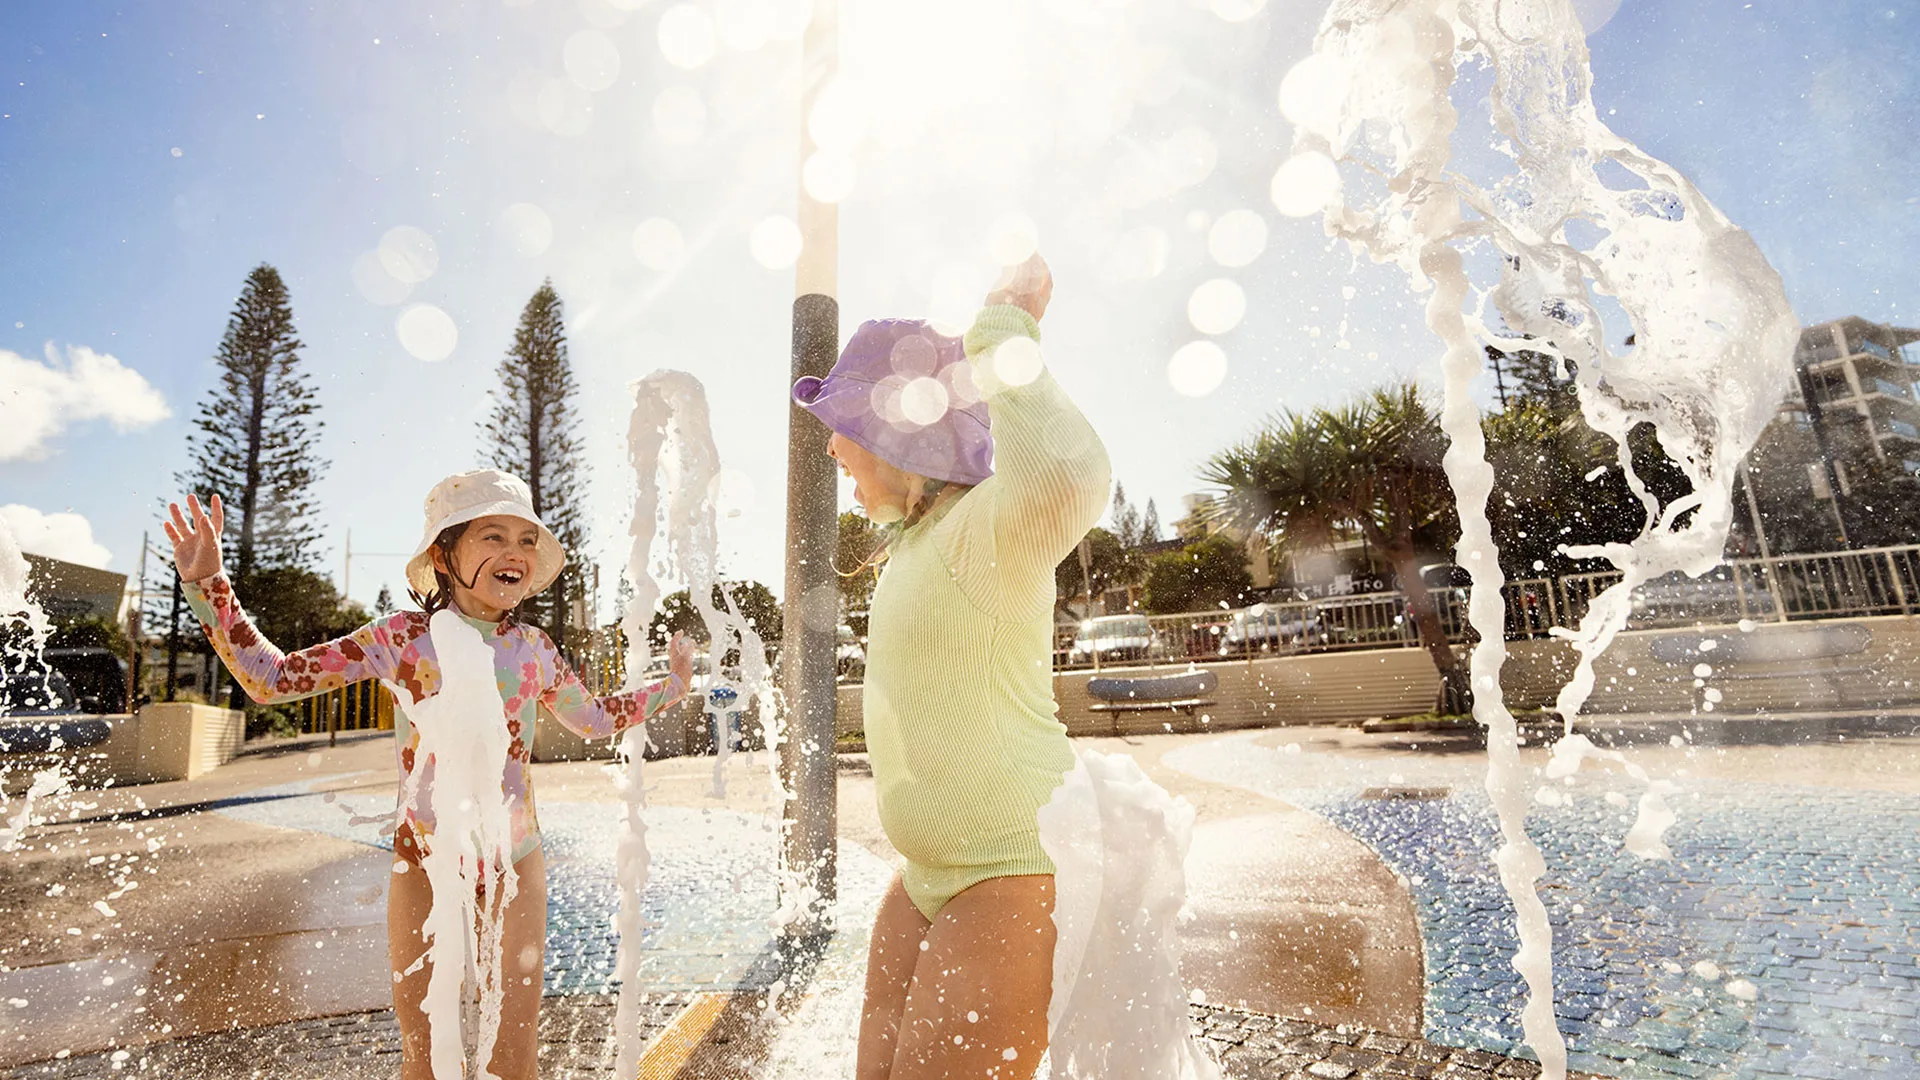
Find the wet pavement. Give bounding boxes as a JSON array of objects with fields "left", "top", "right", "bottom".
[
  {"left": 1165, "top": 726, "right": 1920, "bottom": 1080},
  {"left": 4, "top": 722, "right": 1913, "bottom": 1077}
]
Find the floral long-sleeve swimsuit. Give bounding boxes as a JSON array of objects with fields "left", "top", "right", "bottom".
[{"left": 184, "top": 572, "right": 680, "bottom": 866}]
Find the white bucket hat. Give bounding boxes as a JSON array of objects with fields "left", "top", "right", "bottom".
[{"left": 405, "top": 470, "right": 567, "bottom": 598}]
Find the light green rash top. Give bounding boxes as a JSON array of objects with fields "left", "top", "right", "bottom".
[{"left": 862, "top": 304, "right": 1112, "bottom": 919}]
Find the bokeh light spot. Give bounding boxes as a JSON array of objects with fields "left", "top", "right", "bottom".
[
  {"left": 632, "top": 218, "right": 686, "bottom": 271},
  {"left": 1209, "top": 0, "right": 1268, "bottom": 22},
  {"left": 652, "top": 86, "right": 708, "bottom": 144},
  {"left": 987, "top": 214, "right": 1040, "bottom": 267},
  {"left": 807, "top": 79, "right": 866, "bottom": 154},
  {"left": 1111, "top": 227, "right": 1169, "bottom": 282},
  {"left": 1207, "top": 210, "right": 1268, "bottom": 268},
  {"left": 564, "top": 29, "right": 622, "bottom": 92},
  {"left": 889, "top": 334, "right": 938, "bottom": 377},
  {"left": 538, "top": 78, "right": 594, "bottom": 136},
  {"left": 1279, "top": 54, "right": 1349, "bottom": 140},
  {"left": 1270, "top": 151, "right": 1342, "bottom": 218},
  {"left": 378, "top": 226, "right": 439, "bottom": 285},
  {"left": 750, "top": 216, "right": 803, "bottom": 269},
  {"left": 1188, "top": 279, "right": 1247, "bottom": 335},
  {"left": 352, "top": 250, "right": 412, "bottom": 306},
  {"left": 715, "top": 0, "right": 777, "bottom": 51},
  {"left": 802, "top": 150, "right": 857, "bottom": 204},
  {"left": 899, "top": 377, "right": 951, "bottom": 426},
  {"left": 397, "top": 305, "right": 458, "bottom": 363},
  {"left": 1168, "top": 341, "right": 1228, "bottom": 397},
  {"left": 928, "top": 263, "right": 985, "bottom": 334},
  {"left": 992, "top": 337, "right": 1044, "bottom": 388},
  {"left": 1573, "top": 0, "right": 1623, "bottom": 34},
  {"left": 658, "top": 4, "right": 718, "bottom": 69},
  {"left": 500, "top": 203, "right": 553, "bottom": 257}
]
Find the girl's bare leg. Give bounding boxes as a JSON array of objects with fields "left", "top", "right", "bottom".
[
  {"left": 890, "top": 874, "right": 1055, "bottom": 1080},
  {"left": 388, "top": 847, "right": 549, "bottom": 1080},
  {"left": 857, "top": 873, "right": 934, "bottom": 1080}
]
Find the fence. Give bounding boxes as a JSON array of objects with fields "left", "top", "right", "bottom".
[
  {"left": 293, "top": 680, "right": 394, "bottom": 736},
  {"left": 1055, "top": 544, "right": 1920, "bottom": 672}
]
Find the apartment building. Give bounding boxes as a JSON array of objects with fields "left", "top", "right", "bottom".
[{"left": 1794, "top": 316, "right": 1920, "bottom": 486}]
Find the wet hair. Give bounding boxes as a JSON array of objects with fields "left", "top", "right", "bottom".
[
  {"left": 837, "top": 477, "right": 972, "bottom": 580},
  {"left": 408, "top": 522, "right": 523, "bottom": 625}
]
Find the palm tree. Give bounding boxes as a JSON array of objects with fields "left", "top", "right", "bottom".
[{"left": 1201, "top": 385, "right": 1469, "bottom": 712}]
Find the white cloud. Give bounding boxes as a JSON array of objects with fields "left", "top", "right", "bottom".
[
  {"left": 0, "top": 505, "right": 113, "bottom": 568},
  {"left": 0, "top": 344, "right": 171, "bottom": 461}
]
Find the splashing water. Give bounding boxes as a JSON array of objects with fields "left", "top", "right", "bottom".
[
  {"left": 1285, "top": 0, "right": 1797, "bottom": 1074},
  {"left": 387, "top": 611, "right": 521, "bottom": 1080},
  {"left": 0, "top": 515, "right": 63, "bottom": 851},
  {"left": 614, "top": 369, "right": 780, "bottom": 1077}
]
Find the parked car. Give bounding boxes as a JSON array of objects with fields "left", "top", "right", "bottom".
[
  {"left": 836, "top": 624, "right": 866, "bottom": 682},
  {"left": 1218, "top": 603, "right": 1323, "bottom": 656},
  {"left": 1629, "top": 571, "right": 1780, "bottom": 626},
  {"left": 1069, "top": 614, "right": 1159, "bottom": 663},
  {"left": 0, "top": 670, "right": 115, "bottom": 755}
]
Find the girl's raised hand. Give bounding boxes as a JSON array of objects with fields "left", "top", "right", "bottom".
[
  {"left": 163, "top": 493, "right": 226, "bottom": 583},
  {"left": 985, "top": 252, "right": 1054, "bottom": 322},
  {"left": 667, "top": 632, "right": 695, "bottom": 699}
]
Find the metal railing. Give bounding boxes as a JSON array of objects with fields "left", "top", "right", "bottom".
[
  {"left": 1053, "top": 579, "right": 1558, "bottom": 671},
  {"left": 1560, "top": 545, "right": 1919, "bottom": 629},
  {"left": 1053, "top": 545, "right": 1920, "bottom": 672}
]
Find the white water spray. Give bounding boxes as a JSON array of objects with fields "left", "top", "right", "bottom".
[
  {"left": 387, "top": 611, "right": 520, "bottom": 1080},
  {"left": 0, "top": 516, "right": 63, "bottom": 852},
  {"left": 1287, "top": 1, "right": 1797, "bottom": 1074},
  {"left": 613, "top": 369, "right": 779, "bottom": 1078}
]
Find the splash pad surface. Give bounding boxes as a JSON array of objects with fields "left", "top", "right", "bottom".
[{"left": 1167, "top": 730, "right": 1920, "bottom": 1079}]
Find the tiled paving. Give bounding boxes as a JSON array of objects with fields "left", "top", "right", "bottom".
[
  {"left": 209, "top": 782, "right": 895, "bottom": 996},
  {"left": 1166, "top": 734, "right": 1920, "bottom": 1080},
  {"left": 1, "top": 996, "right": 1567, "bottom": 1079}
]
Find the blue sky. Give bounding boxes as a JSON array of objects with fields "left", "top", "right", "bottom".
[{"left": 2, "top": 0, "right": 1916, "bottom": 616}]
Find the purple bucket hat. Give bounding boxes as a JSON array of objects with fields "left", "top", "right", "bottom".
[{"left": 792, "top": 319, "right": 994, "bottom": 485}]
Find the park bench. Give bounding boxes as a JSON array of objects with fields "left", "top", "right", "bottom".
[{"left": 1085, "top": 670, "right": 1219, "bottom": 734}]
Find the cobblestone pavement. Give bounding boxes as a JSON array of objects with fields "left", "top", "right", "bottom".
[
  {"left": 1, "top": 995, "right": 1568, "bottom": 1079},
  {"left": 1166, "top": 732, "right": 1920, "bottom": 1080}
]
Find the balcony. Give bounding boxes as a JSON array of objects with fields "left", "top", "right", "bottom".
[
  {"left": 1865, "top": 376, "right": 1917, "bottom": 401},
  {"left": 1881, "top": 417, "right": 1920, "bottom": 446}
]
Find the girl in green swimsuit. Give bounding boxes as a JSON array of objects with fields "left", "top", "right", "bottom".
[{"left": 793, "top": 254, "right": 1110, "bottom": 1079}]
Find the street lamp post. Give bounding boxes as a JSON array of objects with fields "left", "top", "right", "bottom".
[{"left": 779, "top": 0, "right": 841, "bottom": 933}]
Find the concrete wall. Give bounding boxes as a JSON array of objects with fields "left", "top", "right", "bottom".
[
  {"left": 836, "top": 647, "right": 1447, "bottom": 739},
  {"left": 830, "top": 615, "right": 1920, "bottom": 739},
  {"left": 2, "top": 704, "right": 247, "bottom": 791},
  {"left": 1502, "top": 615, "right": 1920, "bottom": 715}
]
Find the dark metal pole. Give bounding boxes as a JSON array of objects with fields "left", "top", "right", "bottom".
[
  {"left": 780, "top": 0, "right": 840, "bottom": 934},
  {"left": 165, "top": 570, "right": 182, "bottom": 703}
]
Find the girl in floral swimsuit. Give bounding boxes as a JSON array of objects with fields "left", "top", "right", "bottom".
[{"left": 165, "top": 471, "right": 693, "bottom": 1080}]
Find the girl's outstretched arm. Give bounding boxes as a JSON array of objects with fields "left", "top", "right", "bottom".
[
  {"left": 537, "top": 631, "right": 693, "bottom": 739},
  {"left": 940, "top": 256, "right": 1113, "bottom": 617},
  {"left": 165, "top": 493, "right": 402, "bottom": 703}
]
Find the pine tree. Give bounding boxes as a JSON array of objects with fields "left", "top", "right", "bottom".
[
  {"left": 179, "top": 265, "right": 328, "bottom": 709},
  {"left": 1141, "top": 499, "right": 1161, "bottom": 544},
  {"left": 181, "top": 264, "right": 327, "bottom": 577},
  {"left": 374, "top": 585, "right": 395, "bottom": 616},
  {"left": 486, "top": 280, "right": 589, "bottom": 648},
  {"left": 1110, "top": 482, "right": 1143, "bottom": 548}
]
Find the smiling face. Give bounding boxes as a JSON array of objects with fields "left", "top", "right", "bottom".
[
  {"left": 828, "top": 432, "right": 917, "bottom": 524},
  {"left": 429, "top": 514, "right": 542, "bottom": 620}
]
